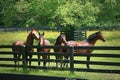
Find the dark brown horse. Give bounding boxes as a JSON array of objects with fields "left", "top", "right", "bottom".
[
  {"left": 65, "top": 31, "right": 106, "bottom": 68},
  {"left": 54, "top": 32, "right": 67, "bottom": 67},
  {"left": 12, "top": 29, "right": 39, "bottom": 69},
  {"left": 37, "top": 32, "right": 51, "bottom": 67}
]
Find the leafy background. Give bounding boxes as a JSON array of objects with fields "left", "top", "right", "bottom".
[{"left": 0, "top": 0, "right": 120, "bottom": 29}]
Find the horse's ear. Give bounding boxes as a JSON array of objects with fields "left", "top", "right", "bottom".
[
  {"left": 60, "top": 31, "right": 65, "bottom": 35},
  {"left": 39, "top": 32, "right": 40, "bottom": 35},
  {"left": 60, "top": 31, "right": 62, "bottom": 35},
  {"left": 32, "top": 29, "right": 35, "bottom": 31},
  {"left": 42, "top": 32, "right": 44, "bottom": 35},
  {"left": 98, "top": 30, "right": 102, "bottom": 34}
]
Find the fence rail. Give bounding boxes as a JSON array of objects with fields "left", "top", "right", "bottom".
[{"left": 0, "top": 45, "right": 120, "bottom": 74}]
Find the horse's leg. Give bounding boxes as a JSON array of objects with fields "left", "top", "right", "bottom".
[
  {"left": 17, "top": 54, "right": 21, "bottom": 69},
  {"left": 58, "top": 56, "right": 61, "bottom": 68},
  {"left": 87, "top": 55, "right": 90, "bottom": 69},
  {"left": 45, "top": 50, "right": 50, "bottom": 67},
  {"left": 56, "top": 56, "right": 58, "bottom": 67},
  {"left": 63, "top": 49, "right": 68, "bottom": 68},
  {"left": 60, "top": 56, "right": 63, "bottom": 68},
  {"left": 48, "top": 55, "right": 50, "bottom": 66},
  {"left": 66, "top": 56, "right": 69, "bottom": 68},
  {"left": 14, "top": 54, "right": 17, "bottom": 70},
  {"left": 63, "top": 58, "right": 65, "bottom": 68},
  {"left": 64, "top": 56, "right": 68, "bottom": 68},
  {"left": 43, "top": 56, "right": 46, "bottom": 67},
  {"left": 38, "top": 54, "right": 41, "bottom": 66},
  {"left": 48, "top": 49, "right": 50, "bottom": 67},
  {"left": 56, "top": 56, "right": 62, "bottom": 68},
  {"left": 29, "top": 55, "right": 32, "bottom": 67},
  {"left": 60, "top": 57, "right": 62, "bottom": 68},
  {"left": 43, "top": 61, "right": 46, "bottom": 67}
]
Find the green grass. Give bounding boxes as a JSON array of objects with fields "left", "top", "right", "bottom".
[
  {"left": 0, "top": 31, "right": 26, "bottom": 45},
  {"left": 0, "top": 30, "right": 120, "bottom": 80},
  {"left": 1, "top": 30, "right": 120, "bottom": 46},
  {"left": 0, "top": 30, "right": 60, "bottom": 45}
]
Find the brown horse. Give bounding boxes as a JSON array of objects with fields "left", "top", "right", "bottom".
[
  {"left": 65, "top": 31, "right": 106, "bottom": 68},
  {"left": 37, "top": 32, "right": 51, "bottom": 67},
  {"left": 12, "top": 29, "right": 39, "bottom": 69},
  {"left": 54, "top": 32, "right": 67, "bottom": 67}
]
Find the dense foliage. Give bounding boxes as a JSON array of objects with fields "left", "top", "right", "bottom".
[{"left": 0, "top": 0, "right": 120, "bottom": 29}]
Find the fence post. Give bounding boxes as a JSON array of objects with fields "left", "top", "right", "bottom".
[
  {"left": 70, "top": 46, "right": 74, "bottom": 73},
  {"left": 22, "top": 46, "right": 27, "bottom": 70}
]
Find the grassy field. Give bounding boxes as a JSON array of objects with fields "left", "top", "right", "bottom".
[
  {"left": 0, "top": 30, "right": 120, "bottom": 46},
  {"left": 0, "top": 30, "right": 120, "bottom": 80}
]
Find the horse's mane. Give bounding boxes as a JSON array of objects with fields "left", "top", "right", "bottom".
[
  {"left": 27, "top": 29, "right": 36, "bottom": 39},
  {"left": 55, "top": 34, "right": 65, "bottom": 45},
  {"left": 87, "top": 31, "right": 100, "bottom": 42},
  {"left": 25, "top": 30, "right": 33, "bottom": 45},
  {"left": 27, "top": 31, "right": 32, "bottom": 38},
  {"left": 55, "top": 36, "right": 61, "bottom": 44}
]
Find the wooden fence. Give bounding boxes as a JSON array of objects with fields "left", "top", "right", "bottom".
[
  {"left": 74, "top": 30, "right": 87, "bottom": 40},
  {"left": 0, "top": 45, "right": 120, "bottom": 74}
]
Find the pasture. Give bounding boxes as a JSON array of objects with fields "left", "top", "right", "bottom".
[{"left": 0, "top": 30, "right": 120, "bottom": 80}]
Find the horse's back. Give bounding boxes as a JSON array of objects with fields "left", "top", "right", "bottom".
[
  {"left": 75, "top": 41, "right": 93, "bottom": 53},
  {"left": 77, "top": 41, "right": 92, "bottom": 46},
  {"left": 66, "top": 40, "right": 93, "bottom": 53},
  {"left": 13, "top": 40, "right": 25, "bottom": 45},
  {"left": 44, "top": 39, "right": 51, "bottom": 52},
  {"left": 12, "top": 40, "right": 25, "bottom": 51},
  {"left": 66, "top": 41, "right": 77, "bottom": 46},
  {"left": 45, "top": 39, "right": 50, "bottom": 46}
]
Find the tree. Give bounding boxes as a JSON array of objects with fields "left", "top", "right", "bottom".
[
  {"left": 25, "top": 0, "right": 61, "bottom": 27},
  {"left": 0, "top": 0, "right": 30, "bottom": 27},
  {"left": 0, "top": 0, "right": 120, "bottom": 29},
  {"left": 52, "top": 0, "right": 100, "bottom": 40},
  {"left": 97, "top": 0, "right": 120, "bottom": 26},
  {"left": 53, "top": 0, "right": 100, "bottom": 29},
  {"left": 0, "top": 0, "right": 17, "bottom": 27}
]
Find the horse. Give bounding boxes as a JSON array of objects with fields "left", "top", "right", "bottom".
[
  {"left": 65, "top": 31, "right": 106, "bottom": 68},
  {"left": 12, "top": 29, "right": 39, "bottom": 69},
  {"left": 54, "top": 32, "right": 67, "bottom": 68},
  {"left": 37, "top": 32, "right": 51, "bottom": 67}
]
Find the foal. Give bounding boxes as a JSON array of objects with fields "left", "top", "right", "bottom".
[
  {"left": 54, "top": 32, "right": 67, "bottom": 67},
  {"left": 37, "top": 32, "right": 51, "bottom": 67}
]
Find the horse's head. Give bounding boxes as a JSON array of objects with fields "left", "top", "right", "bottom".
[
  {"left": 57, "top": 32, "right": 67, "bottom": 45},
  {"left": 39, "top": 32, "right": 45, "bottom": 45},
  {"left": 96, "top": 31, "right": 106, "bottom": 42},
  {"left": 87, "top": 31, "right": 106, "bottom": 44},
  {"left": 30, "top": 29, "right": 39, "bottom": 40}
]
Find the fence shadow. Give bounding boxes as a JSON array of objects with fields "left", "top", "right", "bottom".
[{"left": 0, "top": 73, "right": 88, "bottom": 80}]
